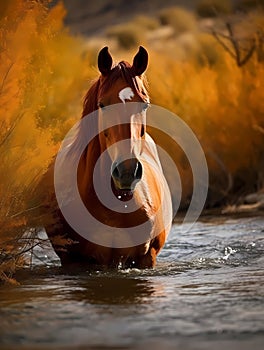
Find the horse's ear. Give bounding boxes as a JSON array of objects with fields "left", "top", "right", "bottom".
[
  {"left": 132, "top": 46, "right": 148, "bottom": 76},
  {"left": 98, "top": 46, "right": 113, "bottom": 76}
]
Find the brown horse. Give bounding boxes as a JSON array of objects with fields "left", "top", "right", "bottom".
[{"left": 44, "top": 46, "right": 172, "bottom": 268}]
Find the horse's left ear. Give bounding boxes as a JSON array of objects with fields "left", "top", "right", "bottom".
[{"left": 132, "top": 46, "right": 148, "bottom": 76}]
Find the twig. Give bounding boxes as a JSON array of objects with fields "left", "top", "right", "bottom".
[
  {"left": 0, "top": 112, "right": 24, "bottom": 148},
  {"left": 212, "top": 28, "right": 237, "bottom": 59},
  {"left": 9, "top": 204, "right": 44, "bottom": 218},
  {"left": 212, "top": 22, "right": 256, "bottom": 67},
  {"left": 0, "top": 62, "right": 14, "bottom": 96}
]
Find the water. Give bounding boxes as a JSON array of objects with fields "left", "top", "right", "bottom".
[{"left": 0, "top": 215, "right": 264, "bottom": 349}]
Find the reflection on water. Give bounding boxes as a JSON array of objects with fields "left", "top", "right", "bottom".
[
  {"left": 63, "top": 275, "right": 157, "bottom": 304},
  {"left": 0, "top": 216, "right": 264, "bottom": 349}
]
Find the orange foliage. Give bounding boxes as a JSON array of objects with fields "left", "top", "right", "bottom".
[
  {"left": 0, "top": 0, "right": 96, "bottom": 281},
  {"left": 148, "top": 45, "right": 264, "bottom": 204}
]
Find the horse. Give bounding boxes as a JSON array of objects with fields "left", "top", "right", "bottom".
[{"left": 43, "top": 46, "right": 172, "bottom": 269}]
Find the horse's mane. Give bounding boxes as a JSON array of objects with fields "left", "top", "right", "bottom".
[{"left": 82, "top": 61, "right": 149, "bottom": 118}]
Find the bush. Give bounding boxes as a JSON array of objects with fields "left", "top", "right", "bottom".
[
  {"left": 235, "top": 0, "right": 264, "bottom": 12},
  {"left": 133, "top": 15, "right": 160, "bottom": 31},
  {"left": 195, "top": 33, "right": 222, "bottom": 66},
  {"left": 106, "top": 23, "right": 145, "bottom": 50},
  {"left": 0, "top": 0, "right": 95, "bottom": 282},
  {"left": 148, "top": 30, "right": 264, "bottom": 206},
  {"left": 196, "top": 0, "right": 233, "bottom": 17},
  {"left": 158, "top": 6, "right": 198, "bottom": 34}
]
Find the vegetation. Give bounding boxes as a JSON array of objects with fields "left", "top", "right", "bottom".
[
  {"left": 1, "top": 0, "right": 264, "bottom": 281},
  {"left": 158, "top": 6, "right": 198, "bottom": 34},
  {"left": 196, "top": 0, "right": 233, "bottom": 17},
  {"left": 0, "top": 0, "right": 96, "bottom": 282},
  {"left": 106, "top": 15, "right": 160, "bottom": 50},
  {"left": 133, "top": 15, "right": 160, "bottom": 31},
  {"left": 235, "top": 0, "right": 264, "bottom": 12},
  {"left": 106, "top": 23, "right": 145, "bottom": 49}
]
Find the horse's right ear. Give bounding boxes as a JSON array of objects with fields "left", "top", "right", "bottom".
[{"left": 98, "top": 47, "right": 113, "bottom": 76}]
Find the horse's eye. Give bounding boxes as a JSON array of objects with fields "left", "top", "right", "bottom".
[
  {"left": 140, "top": 125, "right": 145, "bottom": 137},
  {"left": 98, "top": 102, "right": 105, "bottom": 109},
  {"left": 142, "top": 102, "right": 150, "bottom": 111}
]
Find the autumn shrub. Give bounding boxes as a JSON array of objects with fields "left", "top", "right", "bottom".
[
  {"left": 106, "top": 23, "right": 145, "bottom": 50},
  {"left": 148, "top": 43, "right": 264, "bottom": 206},
  {"left": 133, "top": 15, "right": 160, "bottom": 30},
  {"left": 195, "top": 33, "right": 223, "bottom": 66},
  {"left": 158, "top": 6, "right": 198, "bottom": 35},
  {"left": 196, "top": 0, "right": 233, "bottom": 17},
  {"left": 0, "top": 0, "right": 95, "bottom": 282}
]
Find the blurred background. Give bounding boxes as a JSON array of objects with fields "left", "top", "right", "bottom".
[{"left": 1, "top": 0, "right": 264, "bottom": 281}]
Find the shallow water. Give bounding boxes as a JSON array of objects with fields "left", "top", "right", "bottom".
[{"left": 0, "top": 215, "right": 264, "bottom": 349}]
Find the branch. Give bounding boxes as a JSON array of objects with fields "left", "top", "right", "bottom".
[
  {"left": 240, "top": 39, "right": 256, "bottom": 66},
  {"left": 226, "top": 22, "right": 241, "bottom": 65},
  {"left": 0, "top": 112, "right": 24, "bottom": 148},
  {"left": 212, "top": 28, "right": 237, "bottom": 59},
  {"left": 9, "top": 204, "right": 44, "bottom": 218},
  {"left": 0, "top": 62, "right": 14, "bottom": 96},
  {"left": 211, "top": 21, "right": 256, "bottom": 67}
]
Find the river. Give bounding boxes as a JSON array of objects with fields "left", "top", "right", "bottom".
[{"left": 0, "top": 215, "right": 264, "bottom": 349}]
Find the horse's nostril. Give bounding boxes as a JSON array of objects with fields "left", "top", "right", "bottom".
[
  {"left": 111, "top": 158, "right": 143, "bottom": 190},
  {"left": 135, "top": 161, "right": 143, "bottom": 180},
  {"left": 112, "top": 165, "right": 119, "bottom": 179}
]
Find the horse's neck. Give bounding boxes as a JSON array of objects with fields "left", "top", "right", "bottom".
[
  {"left": 78, "top": 77, "right": 118, "bottom": 197},
  {"left": 78, "top": 137, "right": 101, "bottom": 194}
]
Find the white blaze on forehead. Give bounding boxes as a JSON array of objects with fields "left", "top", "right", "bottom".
[{"left": 118, "top": 87, "right": 134, "bottom": 104}]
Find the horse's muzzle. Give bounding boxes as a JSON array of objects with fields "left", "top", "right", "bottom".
[{"left": 111, "top": 158, "right": 143, "bottom": 191}]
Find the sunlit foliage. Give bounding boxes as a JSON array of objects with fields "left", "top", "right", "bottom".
[
  {"left": 147, "top": 44, "right": 264, "bottom": 206},
  {"left": 0, "top": 0, "right": 95, "bottom": 282}
]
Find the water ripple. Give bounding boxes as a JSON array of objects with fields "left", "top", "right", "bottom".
[{"left": 0, "top": 215, "right": 264, "bottom": 349}]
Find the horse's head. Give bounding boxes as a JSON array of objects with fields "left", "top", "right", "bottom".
[{"left": 96, "top": 46, "right": 150, "bottom": 197}]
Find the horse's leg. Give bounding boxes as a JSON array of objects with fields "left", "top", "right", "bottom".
[
  {"left": 45, "top": 225, "right": 73, "bottom": 265},
  {"left": 136, "top": 247, "right": 157, "bottom": 268},
  {"left": 136, "top": 229, "right": 167, "bottom": 268},
  {"left": 45, "top": 213, "right": 85, "bottom": 266},
  {"left": 46, "top": 219, "right": 112, "bottom": 267}
]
